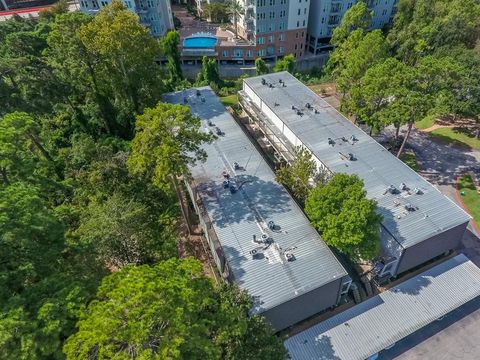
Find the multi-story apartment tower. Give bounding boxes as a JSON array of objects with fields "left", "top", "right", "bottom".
[
  {"left": 307, "top": 0, "right": 397, "bottom": 55},
  {"left": 79, "top": 0, "right": 174, "bottom": 37},
  {"left": 233, "top": 0, "right": 310, "bottom": 59}
]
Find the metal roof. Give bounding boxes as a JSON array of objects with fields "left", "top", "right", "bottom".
[
  {"left": 243, "top": 72, "right": 470, "bottom": 249},
  {"left": 164, "top": 87, "right": 348, "bottom": 314},
  {"left": 284, "top": 254, "right": 480, "bottom": 360}
]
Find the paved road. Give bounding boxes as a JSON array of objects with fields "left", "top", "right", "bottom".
[{"left": 379, "top": 296, "right": 480, "bottom": 360}]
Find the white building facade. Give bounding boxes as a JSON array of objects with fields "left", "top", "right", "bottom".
[{"left": 78, "top": 0, "right": 174, "bottom": 37}]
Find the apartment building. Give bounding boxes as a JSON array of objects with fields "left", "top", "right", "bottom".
[
  {"left": 307, "top": 0, "right": 397, "bottom": 54},
  {"left": 239, "top": 72, "right": 471, "bottom": 280},
  {"left": 79, "top": 0, "right": 174, "bottom": 36},
  {"left": 164, "top": 87, "right": 351, "bottom": 331}
]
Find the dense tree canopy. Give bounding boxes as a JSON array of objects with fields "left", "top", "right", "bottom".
[
  {"left": 305, "top": 174, "right": 382, "bottom": 260},
  {"left": 0, "top": 4, "right": 285, "bottom": 359},
  {"left": 63, "top": 258, "right": 285, "bottom": 360}
]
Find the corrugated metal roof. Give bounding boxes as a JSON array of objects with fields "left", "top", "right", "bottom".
[
  {"left": 284, "top": 254, "right": 480, "bottom": 360},
  {"left": 164, "top": 87, "right": 348, "bottom": 314},
  {"left": 243, "top": 72, "right": 470, "bottom": 249}
]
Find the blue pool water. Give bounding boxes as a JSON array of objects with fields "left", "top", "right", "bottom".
[{"left": 183, "top": 36, "right": 218, "bottom": 48}]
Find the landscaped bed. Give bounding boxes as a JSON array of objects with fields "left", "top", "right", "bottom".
[
  {"left": 220, "top": 94, "right": 238, "bottom": 107},
  {"left": 458, "top": 175, "right": 480, "bottom": 226}
]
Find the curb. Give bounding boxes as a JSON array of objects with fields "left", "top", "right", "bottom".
[{"left": 455, "top": 174, "right": 480, "bottom": 235}]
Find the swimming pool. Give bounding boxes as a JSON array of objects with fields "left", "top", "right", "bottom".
[{"left": 183, "top": 34, "right": 218, "bottom": 48}]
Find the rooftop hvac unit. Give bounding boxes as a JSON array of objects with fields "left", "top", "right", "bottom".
[
  {"left": 350, "top": 134, "right": 358, "bottom": 142},
  {"left": 223, "top": 180, "right": 229, "bottom": 188},
  {"left": 387, "top": 184, "right": 398, "bottom": 194},
  {"left": 196, "top": 89, "right": 201, "bottom": 96},
  {"left": 268, "top": 220, "right": 275, "bottom": 230},
  {"left": 413, "top": 187, "right": 423, "bottom": 195},
  {"left": 328, "top": 137, "right": 335, "bottom": 146},
  {"left": 305, "top": 102, "right": 311, "bottom": 109},
  {"left": 404, "top": 203, "right": 417, "bottom": 212},
  {"left": 347, "top": 153, "right": 356, "bottom": 161},
  {"left": 233, "top": 162, "right": 240, "bottom": 170},
  {"left": 261, "top": 78, "right": 266, "bottom": 85},
  {"left": 399, "top": 182, "right": 407, "bottom": 191},
  {"left": 314, "top": 109, "right": 319, "bottom": 114}
]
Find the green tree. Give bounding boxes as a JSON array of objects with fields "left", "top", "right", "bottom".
[
  {"left": 273, "top": 54, "right": 295, "bottom": 73},
  {"left": 255, "top": 57, "right": 269, "bottom": 75},
  {"left": 128, "top": 102, "right": 212, "bottom": 188},
  {"left": 196, "top": 56, "right": 220, "bottom": 86},
  {"left": 388, "top": 0, "right": 480, "bottom": 64},
  {"left": 330, "top": 1, "right": 372, "bottom": 47},
  {"left": 330, "top": 29, "right": 389, "bottom": 105},
  {"left": 77, "top": 0, "right": 164, "bottom": 137},
  {"left": 276, "top": 146, "right": 326, "bottom": 204},
  {"left": 0, "top": 112, "right": 62, "bottom": 183},
  {"left": 203, "top": 3, "right": 230, "bottom": 23},
  {"left": 161, "top": 30, "right": 183, "bottom": 86},
  {"left": 228, "top": 0, "right": 243, "bottom": 39},
  {"left": 76, "top": 192, "right": 177, "bottom": 268},
  {"left": 305, "top": 173, "right": 382, "bottom": 260},
  {"left": 63, "top": 258, "right": 285, "bottom": 359}
]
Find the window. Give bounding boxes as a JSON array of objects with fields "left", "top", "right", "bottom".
[
  {"left": 268, "top": 35, "right": 274, "bottom": 43},
  {"left": 321, "top": 17, "right": 325, "bottom": 23},
  {"left": 304, "top": 8, "right": 307, "bottom": 14},
  {"left": 279, "top": 46, "right": 284, "bottom": 54},
  {"left": 234, "top": 49, "right": 243, "bottom": 57},
  {"left": 257, "top": 37, "right": 265, "bottom": 44},
  {"left": 295, "top": 44, "right": 297, "bottom": 50},
  {"left": 258, "top": 49, "right": 266, "bottom": 56},
  {"left": 267, "top": 46, "right": 274, "bottom": 55},
  {"left": 295, "top": 32, "right": 299, "bottom": 38},
  {"left": 301, "top": 31, "right": 304, "bottom": 37},
  {"left": 247, "top": 50, "right": 253, "bottom": 57},
  {"left": 297, "top": 8, "right": 300, "bottom": 15},
  {"left": 223, "top": 50, "right": 229, "bottom": 57},
  {"left": 279, "top": 33, "right": 284, "bottom": 41},
  {"left": 303, "top": 19, "right": 305, "bottom": 26},
  {"left": 297, "top": 20, "right": 299, "bottom": 27}
]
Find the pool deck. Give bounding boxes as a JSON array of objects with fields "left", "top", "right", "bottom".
[{"left": 173, "top": 5, "right": 240, "bottom": 47}]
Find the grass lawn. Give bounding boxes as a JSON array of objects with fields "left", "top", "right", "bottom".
[
  {"left": 415, "top": 115, "right": 436, "bottom": 130},
  {"left": 219, "top": 95, "right": 238, "bottom": 107},
  {"left": 458, "top": 175, "right": 480, "bottom": 225},
  {"left": 430, "top": 127, "right": 480, "bottom": 149},
  {"left": 399, "top": 152, "right": 418, "bottom": 171}
]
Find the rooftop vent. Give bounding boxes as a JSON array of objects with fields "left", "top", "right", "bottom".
[
  {"left": 261, "top": 78, "right": 266, "bottom": 85},
  {"left": 279, "top": 79, "right": 283, "bottom": 84},
  {"left": 404, "top": 203, "right": 417, "bottom": 212},
  {"left": 268, "top": 220, "right": 275, "bottom": 230},
  {"left": 285, "top": 252, "right": 296, "bottom": 262},
  {"left": 314, "top": 109, "right": 319, "bottom": 114},
  {"left": 328, "top": 137, "right": 335, "bottom": 146},
  {"left": 229, "top": 184, "right": 237, "bottom": 194},
  {"left": 274, "top": 102, "right": 279, "bottom": 106},
  {"left": 196, "top": 89, "right": 201, "bottom": 96},
  {"left": 222, "top": 170, "right": 230, "bottom": 179},
  {"left": 207, "top": 119, "right": 214, "bottom": 126},
  {"left": 269, "top": 83, "right": 274, "bottom": 88},
  {"left": 250, "top": 249, "right": 264, "bottom": 260},
  {"left": 223, "top": 180, "right": 230, "bottom": 188},
  {"left": 350, "top": 134, "right": 358, "bottom": 142},
  {"left": 399, "top": 182, "right": 407, "bottom": 191},
  {"left": 233, "top": 162, "right": 240, "bottom": 170},
  {"left": 252, "top": 234, "right": 261, "bottom": 244},
  {"left": 282, "top": 83, "right": 286, "bottom": 87},
  {"left": 387, "top": 185, "right": 399, "bottom": 194},
  {"left": 291, "top": 105, "right": 296, "bottom": 110},
  {"left": 305, "top": 102, "right": 311, "bottom": 109},
  {"left": 261, "top": 233, "right": 272, "bottom": 244},
  {"left": 347, "top": 153, "right": 356, "bottom": 161},
  {"left": 201, "top": 97, "right": 206, "bottom": 103},
  {"left": 341, "top": 136, "right": 348, "bottom": 142},
  {"left": 413, "top": 187, "right": 423, "bottom": 195},
  {"left": 215, "top": 127, "right": 222, "bottom": 136},
  {"left": 296, "top": 110, "right": 303, "bottom": 116}
]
